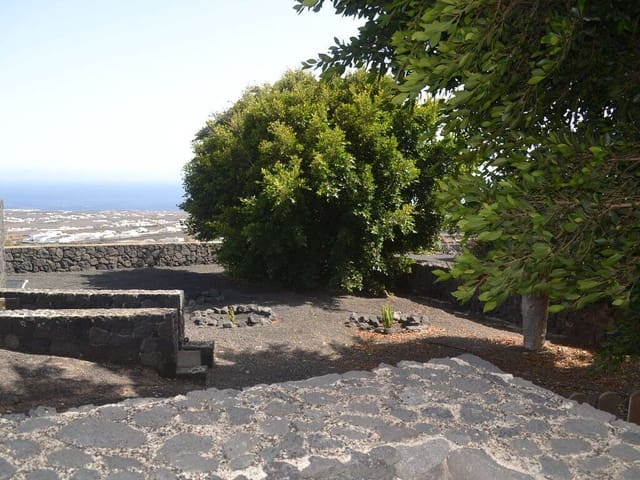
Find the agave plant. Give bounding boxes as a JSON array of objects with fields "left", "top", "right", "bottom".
[{"left": 381, "top": 304, "right": 394, "bottom": 329}]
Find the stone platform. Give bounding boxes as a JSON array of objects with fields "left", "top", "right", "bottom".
[{"left": 1, "top": 355, "right": 639, "bottom": 479}]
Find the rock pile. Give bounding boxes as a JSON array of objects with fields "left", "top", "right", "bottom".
[
  {"left": 348, "top": 311, "right": 430, "bottom": 334},
  {"left": 190, "top": 305, "right": 275, "bottom": 329}
]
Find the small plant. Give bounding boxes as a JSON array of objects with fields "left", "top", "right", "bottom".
[
  {"left": 228, "top": 307, "right": 236, "bottom": 324},
  {"left": 381, "top": 304, "right": 394, "bottom": 329}
]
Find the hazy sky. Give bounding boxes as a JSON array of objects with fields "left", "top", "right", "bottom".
[{"left": 0, "top": 1, "right": 359, "bottom": 184}]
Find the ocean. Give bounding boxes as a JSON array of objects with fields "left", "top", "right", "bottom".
[
  {"left": 0, "top": 182, "right": 185, "bottom": 211},
  {"left": 0, "top": 182, "right": 191, "bottom": 245}
]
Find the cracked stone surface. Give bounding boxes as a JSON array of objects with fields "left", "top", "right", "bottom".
[{"left": 1, "top": 354, "right": 639, "bottom": 479}]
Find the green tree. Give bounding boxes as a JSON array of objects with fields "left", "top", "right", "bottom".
[
  {"left": 297, "top": 0, "right": 640, "bottom": 351},
  {"left": 182, "top": 70, "right": 452, "bottom": 293}
]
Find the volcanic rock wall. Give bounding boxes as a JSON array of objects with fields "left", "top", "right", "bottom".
[
  {"left": 4, "top": 241, "right": 219, "bottom": 273},
  {"left": 0, "top": 288, "right": 184, "bottom": 376}
]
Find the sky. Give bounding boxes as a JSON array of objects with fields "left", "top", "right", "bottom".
[{"left": 0, "top": 0, "right": 360, "bottom": 185}]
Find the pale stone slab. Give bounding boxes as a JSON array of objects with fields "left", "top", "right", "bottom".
[
  {"left": 57, "top": 418, "right": 146, "bottom": 449},
  {"left": 446, "top": 448, "right": 533, "bottom": 480},
  {"left": 628, "top": 391, "right": 640, "bottom": 425}
]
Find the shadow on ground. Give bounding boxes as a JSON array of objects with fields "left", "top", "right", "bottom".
[
  {"left": 206, "top": 333, "right": 587, "bottom": 395},
  {"left": 4, "top": 266, "right": 635, "bottom": 415},
  {"left": 0, "top": 349, "right": 202, "bottom": 414},
  {"left": 1, "top": 327, "right": 629, "bottom": 415},
  {"left": 80, "top": 267, "right": 341, "bottom": 310}
]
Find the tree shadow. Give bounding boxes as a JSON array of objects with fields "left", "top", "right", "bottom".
[
  {"left": 80, "top": 266, "right": 240, "bottom": 296},
  {"left": 399, "top": 292, "right": 602, "bottom": 349},
  {"left": 80, "top": 266, "right": 342, "bottom": 310},
  {"left": 205, "top": 330, "right": 606, "bottom": 402},
  {"left": 0, "top": 349, "right": 203, "bottom": 414},
  {"left": 401, "top": 293, "right": 523, "bottom": 333},
  {"left": 2, "top": 326, "right": 631, "bottom": 415}
]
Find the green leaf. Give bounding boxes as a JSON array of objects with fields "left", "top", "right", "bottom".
[
  {"left": 577, "top": 279, "right": 600, "bottom": 291},
  {"left": 453, "top": 286, "right": 476, "bottom": 303},
  {"left": 602, "top": 253, "right": 623, "bottom": 267},
  {"left": 549, "top": 268, "right": 568, "bottom": 278},
  {"left": 548, "top": 304, "right": 565, "bottom": 313},
  {"left": 412, "top": 31, "right": 430, "bottom": 42},
  {"left": 513, "top": 162, "right": 531, "bottom": 171},
  {"left": 577, "top": 0, "right": 586, "bottom": 14},
  {"left": 478, "top": 291, "right": 492, "bottom": 302},
  {"left": 541, "top": 33, "right": 560, "bottom": 46},
  {"left": 483, "top": 300, "right": 498, "bottom": 312},
  {"left": 432, "top": 269, "right": 452, "bottom": 281},
  {"left": 532, "top": 242, "right": 550, "bottom": 256},
  {"left": 527, "top": 76, "right": 545, "bottom": 85},
  {"left": 477, "top": 230, "right": 502, "bottom": 241},
  {"left": 588, "top": 146, "right": 605, "bottom": 157},
  {"left": 556, "top": 143, "right": 573, "bottom": 156},
  {"left": 576, "top": 292, "right": 604, "bottom": 309}
]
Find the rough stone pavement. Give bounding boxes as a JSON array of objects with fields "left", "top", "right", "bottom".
[{"left": 1, "top": 355, "right": 639, "bottom": 480}]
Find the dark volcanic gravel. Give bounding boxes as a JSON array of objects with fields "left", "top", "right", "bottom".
[{"left": 6, "top": 264, "right": 626, "bottom": 416}]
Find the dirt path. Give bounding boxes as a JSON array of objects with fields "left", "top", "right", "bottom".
[{"left": 2, "top": 265, "right": 638, "bottom": 415}]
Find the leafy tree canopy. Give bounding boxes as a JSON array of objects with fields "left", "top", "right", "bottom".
[
  {"left": 182, "top": 70, "right": 453, "bottom": 293},
  {"left": 296, "top": 0, "right": 640, "bottom": 353}
]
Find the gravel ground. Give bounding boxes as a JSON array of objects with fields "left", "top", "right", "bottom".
[
  {"left": 2, "top": 265, "right": 521, "bottom": 413},
  {"left": 9, "top": 264, "right": 518, "bottom": 382},
  {"left": 6, "top": 264, "right": 636, "bottom": 417}
]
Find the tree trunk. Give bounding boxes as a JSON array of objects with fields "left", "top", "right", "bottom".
[{"left": 521, "top": 294, "right": 548, "bottom": 351}]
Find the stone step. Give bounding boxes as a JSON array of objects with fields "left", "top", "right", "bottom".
[{"left": 179, "top": 340, "right": 215, "bottom": 367}]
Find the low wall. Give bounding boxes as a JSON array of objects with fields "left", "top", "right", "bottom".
[
  {"left": 0, "top": 308, "right": 178, "bottom": 376},
  {"left": 398, "top": 260, "right": 620, "bottom": 346},
  {"left": 4, "top": 241, "right": 220, "bottom": 273},
  {"left": 0, "top": 288, "right": 185, "bottom": 339},
  {"left": 0, "top": 288, "right": 185, "bottom": 376}
]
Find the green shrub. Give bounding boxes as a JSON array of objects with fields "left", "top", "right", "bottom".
[{"left": 182, "top": 70, "right": 452, "bottom": 293}]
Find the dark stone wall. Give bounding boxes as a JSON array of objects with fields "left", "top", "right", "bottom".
[
  {"left": 0, "top": 288, "right": 183, "bottom": 310},
  {"left": 0, "top": 288, "right": 185, "bottom": 376},
  {"left": 4, "top": 241, "right": 219, "bottom": 273},
  {"left": 0, "top": 288, "right": 184, "bottom": 339},
  {"left": 0, "top": 308, "right": 179, "bottom": 376}
]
